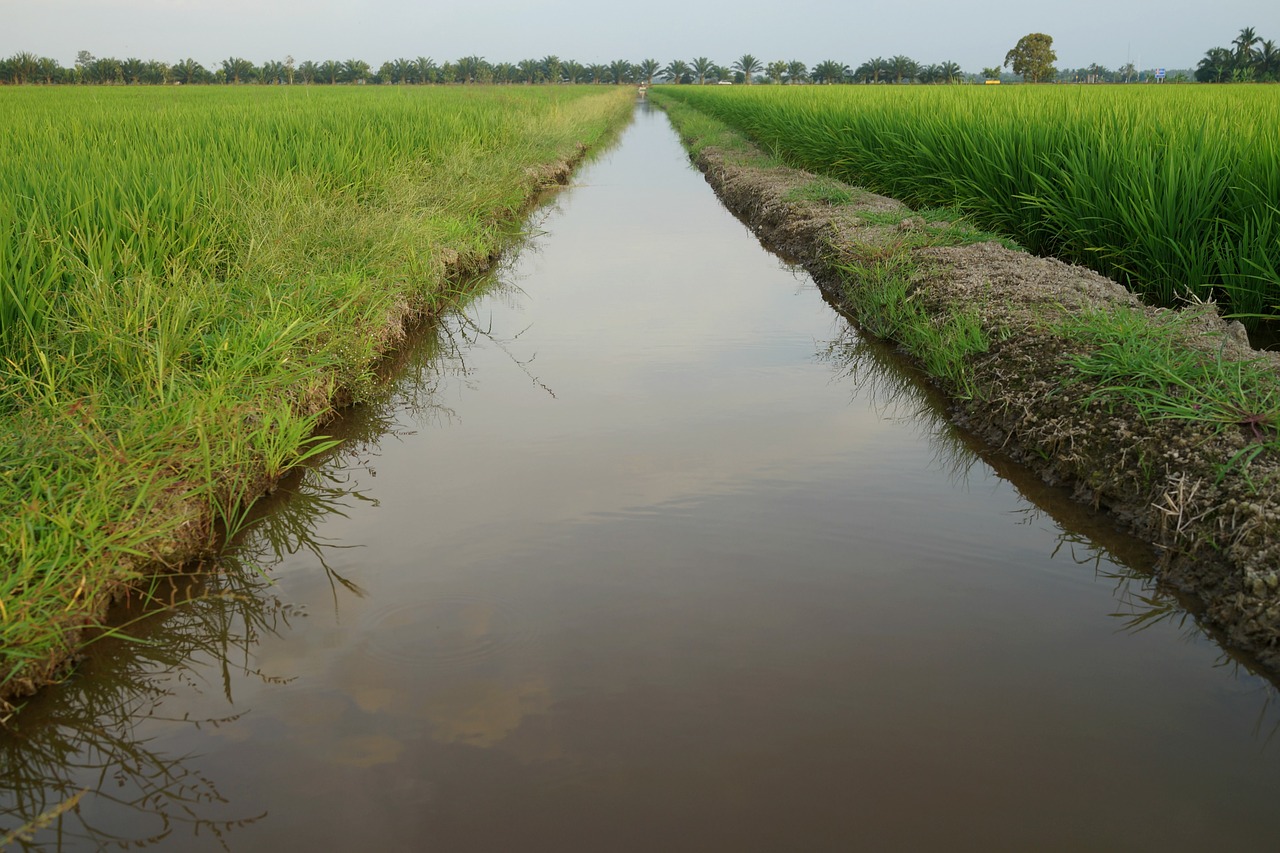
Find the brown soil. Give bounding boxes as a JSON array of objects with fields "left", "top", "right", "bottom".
[{"left": 682, "top": 137, "right": 1280, "bottom": 672}]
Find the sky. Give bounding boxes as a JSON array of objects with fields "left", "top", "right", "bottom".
[{"left": 3, "top": 0, "right": 1277, "bottom": 73}]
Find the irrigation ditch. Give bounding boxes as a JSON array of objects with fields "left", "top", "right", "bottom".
[{"left": 652, "top": 93, "right": 1280, "bottom": 671}]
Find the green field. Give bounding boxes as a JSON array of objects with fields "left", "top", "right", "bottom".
[
  {"left": 0, "top": 85, "right": 633, "bottom": 703},
  {"left": 655, "top": 84, "right": 1280, "bottom": 322}
]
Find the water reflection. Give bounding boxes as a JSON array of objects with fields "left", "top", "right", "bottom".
[
  {"left": 0, "top": 569, "right": 277, "bottom": 849},
  {"left": 817, "top": 320, "right": 1280, "bottom": 694},
  {"left": 0, "top": 292, "right": 494, "bottom": 850}
]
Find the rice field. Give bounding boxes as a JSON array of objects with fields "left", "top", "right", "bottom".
[
  {"left": 0, "top": 85, "right": 633, "bottom": 702},
  {"left": 655, "top": 84, "right": 1280, "bottom": 322}
]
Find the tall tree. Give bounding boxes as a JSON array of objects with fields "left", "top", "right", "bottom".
[
  {"left": 173, "top": 58, "right": 206, "bottom": 85},
  {"left": 636, "top": 58, "right": 660, "bottom": 85},
  {"left": 890, "top": 55, "right": 917, "bottom": 83},
  {"left": 786, "top": 60, "right": 808, "bottom": 84},
  {"left": 661, "top": 59, "right": 690, "bottom": 83},
  {"left": 1196, "top": 47, "right": 1234, "bottom": 83},
  {"left": 940, "top": 61, "right": 962, "bottom": 84},
  {"left": 414, "top": 57, "right": 437, "bottom": 83},
  {"left": 766, "top": 60, "right": 787, "bottom": 84},
  {"left": 732, "top": 53, "right": 762, "bottom": 84},
  {"left": 1233, "top": 26, "right": 1261, "bottom": 64},
  {"left": 221, "top": 56, "right": 254, "bottom": 84},
  {"left": 562, "top": 60, "right": 585, "bottom": 84},
  {"left": 811, "top": 60, "right": 849, "bottom": 84},
  {"left": 608, "top": 59, "right": 633, "bottom": 84},
  {"left": 517, "top": 58, "right": 540, "bottom": 83},
  {"left": 493, "top": 62, "right": 516, "bottom": 84},
  {"left": 541, "top": 55, "right": 563, "bottom": 84},
  {"left": 690, "top": 56, "right": 714, "bottom": 85},
  {"left": 121, "top": 57, "right": 146, "bottom": 84},
  {"left": 1004, "top": 33, "right": 1057, "bottom": 82},
  {"left": 341, "top": 58, "right": 371, "bottom": 83}
]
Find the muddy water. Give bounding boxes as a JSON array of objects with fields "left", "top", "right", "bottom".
[{"left": 7, "top": 102, "right": 1280, "bottom": 851}]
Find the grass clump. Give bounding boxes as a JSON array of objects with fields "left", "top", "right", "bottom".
[
  {"left": 784, "top": 179, "right": 858, "bottom": 206},
  {"left": 836, "top": 255, "right": 989, "bottom": 399},
  {"left": 0, "top": 85, "right": 634, "bottom": 706},
  {"left": 1058, "top": 306, "right": 1280, "bottom": 481}
]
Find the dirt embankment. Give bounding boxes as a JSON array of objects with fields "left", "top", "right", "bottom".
[{"left": 681, "top": 136, "right": 1280, "bottom": 670}]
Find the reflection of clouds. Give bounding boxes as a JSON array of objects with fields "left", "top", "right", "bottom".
[
  {"left": 420, "top": 677, "right": 553, "bottom": 749},
  {"left": 329, "top": 734, "right": 404, "bottom": 769}
]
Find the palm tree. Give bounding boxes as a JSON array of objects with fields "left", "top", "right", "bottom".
[
  {"left": 1196, "top": 47, "right": 1234, "bottom": 83},
  {"left": 91, "top": 57, "right": 123, "bottom": 84},
  {"left": 562, "top": 60, "right": 586, "bottom": 84},
  {"left": 764, "top": 60, "right": 786, "bottom": 84},
  {"left": 7, "top": 51, "right": 39, "bottom": 84},
  {"left": 35, "top": 56, "right": 62, "bottom": 84},
  {"left": 260, "top": 60, "right": 285, "bottom": 84},
  {"left": 587, "top": 63, "right": 608, "bottom": 84},
  {"left": 732, "top": 53, "right": 762, "bottom": 84},
  {"left": 636, "top": 58, "right": 660, "bottom": 85},
  {"left": 1259, "top": 40, "right": 1280, "bottom": 80},
  {"left": 221, "top": 57, "right": 254, "bottom": 84},
  {"left": 455, "top": 55, "right": 487, "bottom": 84},
  {"left": 940, "top": 61, "right": 962, "bottom": 84},
  {"left": 541, "top": 55, "right": 563, "bottom": 84},
  {"left": 811, "top": 60, "right": 849, "bottom": 84},
  {"left": 412, "top": 57, "right": 436, "bottom": 84},
  {"left": 661, "top": 59, "right": 690, "bottom": 83},
  {"left": 690, "top": 56, "right": 714, "bottom": 85},
  {"left": 890, "top": 55, "right": 917, "bottom": 84},
  {"left": 173, "top": 58, "right": 206, "bottom": 85},
  {"left": 341, "top": 59, "right": 371, "bottom": 84},
  {"left": 295, "top": 60, "right": 317, "bottom": 84},
  {"left": 488, "top": 62, "right": 512, "bottom": 84},
  {"left": 608, "top": 59, "right": 633, "bottom": 84},
  {"left": 1234, "top": 26, "right": 1261, "bottom": 65},
  {"left": 517, "top": 58, "right": 540, "bottom": 83},
  {"left": 121, "top": 57, "right": 146, "bottom": 84},
  {"left": 786, "top": 60, "right": 808, "bottom": 84}
]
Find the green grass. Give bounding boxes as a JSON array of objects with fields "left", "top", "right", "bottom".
[
  {"left": 0, "top": 85, "right": 633, "bottom": 704},
  {"left": 1057, "top": 306, "right": 1280, "bottom": 482},
  {"left": 654, "top": 84, "right": 1280, "bottom": 324}
]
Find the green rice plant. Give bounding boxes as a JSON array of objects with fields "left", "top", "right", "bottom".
[{"left": 655, "top": 84, "right": 1280, "bottom": 325}]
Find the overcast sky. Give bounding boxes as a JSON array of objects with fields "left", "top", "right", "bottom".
[{"left": 3, "top": 1, "right": 1276, "bottom": 73}]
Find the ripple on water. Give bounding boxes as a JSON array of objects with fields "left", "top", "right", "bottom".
[{"left": 359, "top": 593, "right": 537, "bottom": 673}]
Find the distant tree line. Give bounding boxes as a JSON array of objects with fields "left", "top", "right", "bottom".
[
  {"left": 1196, "top": 27, "right": 1279, "bottom": 82},
  {"left": 2, "top": 33, "right": 1273, "bottom": 88},
  {"left": 0, "top": 52, "right": 976, "bottom": 86}
]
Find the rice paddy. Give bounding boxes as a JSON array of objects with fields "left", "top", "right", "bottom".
[
  {"left": 654, "top": 84, "right": 1280, "bottom": 323},
  {"left": 0, "top": 85, "right": 633, "bottom": 703}
]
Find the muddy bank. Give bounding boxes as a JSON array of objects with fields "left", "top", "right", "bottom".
[
  {"left": 658, "top": 103, "right": 1280, "bottom": 671},
  {"left": 0, "top": 143, "right": 600, "bottom": 712}
]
